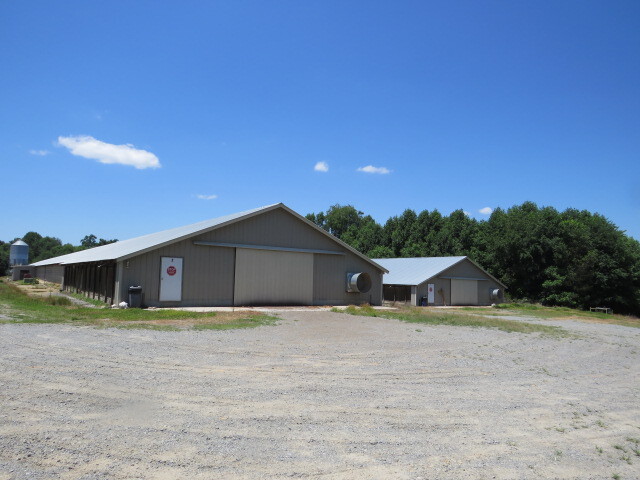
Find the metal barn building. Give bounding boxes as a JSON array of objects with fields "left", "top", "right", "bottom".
[
  {"left": 373, "top": 256, "right": 506, "bottom": 306},
  {"left": 30, "top": 204, "right": 387, "bottom": 307}
]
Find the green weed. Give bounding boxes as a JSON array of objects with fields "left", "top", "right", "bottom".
[
  {"left": 43, "top": 295, "right": 73, "bottom": 306},
  {"left": 63, "top": 291, "right": 110, "bottom": 307}
]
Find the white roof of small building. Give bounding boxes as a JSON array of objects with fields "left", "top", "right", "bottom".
[
  {"left": 12, "top": 240, "right": 28, "bottom": 246},
  {"left": 373, "top": 256, "right": 505, "bottom": 288},
  {"left": 31, "top": 203, "right": 387, "bottom": 272}
]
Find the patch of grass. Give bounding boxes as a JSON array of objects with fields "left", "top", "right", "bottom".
[
  {"left": 541, "top": 367, "right": 557, "bottom": 377},
  {"left": 43, "top": 295, "right": 73, "bottom": 306},
  {"left": 114, "top": 323, "right": 182, "bottom": 331},
  {"left": 480, "top": 303, "right": 640, "bottom": 328},
  {"left": 0, "top": 282, "right": 277, "bottom": 331},
  {"left": 596, "top": 446, "right": 604, "bottom": 454},
  {"left": 63, "top": 291, "right": 110, "bottom": 307},
  {"left": 192, "top": 314, "right": 277, "bottom": 330},
  {"left": 612, "top": 474, "right": 621, "bottom": 480},
  {"left": 335, "top": 304, "right": 570, "bottom": 336}
]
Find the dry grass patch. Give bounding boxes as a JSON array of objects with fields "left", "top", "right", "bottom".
[
  {"left": 464, "top": 303, "right": 640, "bottom": 328},
  {"left": 98, "top": 311, "right": 278, "bottom": 331},
  {"left": 337, "top": 304, "right": 570, "bottom": 337},
  {"left": 0, "top": 280, "right": 277, "bottom": 331}
]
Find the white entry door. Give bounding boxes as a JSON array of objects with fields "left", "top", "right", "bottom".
[{"left": 160, "top": 257, "right": 183, "bottom": 301}]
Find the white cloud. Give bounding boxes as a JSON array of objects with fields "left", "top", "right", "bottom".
[
  {"left": 357, "top": 165, "right": 391, "bottom": 174},
  {"left": 479, "top": 207, "right": 493, "bottom": 215},
  {"left": 314, "top": 161, "right": 329, "bottom": 172},
  {"left": 196, "top": 194, "right": 218, "bottom": 200},
  {"left": 57, "top": 135, "right": 161, "bottom": 169},
  {"left": 29, "top": 149, "right": 50, "bottom": 156}
]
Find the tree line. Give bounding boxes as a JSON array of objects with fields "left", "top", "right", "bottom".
[
  {"left": 3, "top": 203, "right": 638, "bottom": 316},
  {"left": 307, "top": 202, "right": 640, "bottom": 316},
  {"left": 0, "top": 233, "right": 117, "bottom": 275}
]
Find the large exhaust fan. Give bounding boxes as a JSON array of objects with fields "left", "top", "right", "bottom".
[{"left": 346, "top": 272, "right": 372, "bottom": 293}]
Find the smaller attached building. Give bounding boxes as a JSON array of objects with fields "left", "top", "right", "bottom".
[{"left": 373, "top": 256, "right": 506, "bottom": 306}]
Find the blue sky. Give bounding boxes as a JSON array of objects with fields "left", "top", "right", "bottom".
[{"left": 2, "top": 1, "right": 639, "bottom": 244}]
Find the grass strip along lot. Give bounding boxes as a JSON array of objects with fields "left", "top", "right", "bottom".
[
  {"left": 481, "top": 303, "right": 640, "bottom": 328},
  {"left": 0, "top": 280, "right": 276, "bottom": 331},
  {"left": 339, "top": 303, "right": 639, "bottom": 334},
  {"left": 337, "top": 304, "right": 572, "bottom": 336}
]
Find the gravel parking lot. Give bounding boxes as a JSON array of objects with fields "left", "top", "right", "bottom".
[{"left": 1, "top": 311, "right": 639, "bottom": 479}]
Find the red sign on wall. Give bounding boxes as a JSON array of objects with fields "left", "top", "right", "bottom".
[{"left": 167, "top": 266, "right": 177, "bottom": 276}]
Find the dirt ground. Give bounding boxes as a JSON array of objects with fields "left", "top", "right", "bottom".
[{"left": 1, "top": 311, "right": 639, "bottom": 479}]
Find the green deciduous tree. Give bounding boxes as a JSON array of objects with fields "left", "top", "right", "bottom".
[{"left": 307, "top": 202, "right": 640, "bottom": 315}]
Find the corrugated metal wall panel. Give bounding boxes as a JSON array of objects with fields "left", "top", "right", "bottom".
[
  {"left": 345, "top": 255, "right": 383, "bottom": 306},
  {"left": 313, "top": 254, "right": 346, "bottom": 305},
  {"left": 435, "top": 258, "right": 503, "bottom": 305},
  {"left": 441, "top": 259, "right": 491, "bottom": 280},
  {"left": 416, "top": 279, "right": 450, "bottom": 306},
  {"left": 234, "top": 249, "right": 313, "bottom": 306},
  {"left": 34, "top": 265, "right": 64, "bottom": 284},
  {"left": 451, "top": 279, "right": 478, "bottom": 305},
  {"left": 197, "top": 208, "right": 340, "bottom": 252},
  {"left": 119, "top": 239, "right": 235, "bottom": 307}
]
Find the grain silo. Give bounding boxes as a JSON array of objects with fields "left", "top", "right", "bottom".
[{"left": 10, "top": 240, "right": 29, "bottom": 266}]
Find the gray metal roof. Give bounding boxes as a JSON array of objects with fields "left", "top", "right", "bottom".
[
  {"left": 373, "top": 256, "right": 467, "bottom": 285},
  {"left": 374, "top": 256, "right": 506, "bottom": 288},
  {"left": 12, "top": 240, "right": 28, "bottom": 246},
  {"left": 31, "top": 204, "right": 279, "bottom": 266},
  {"left": 30, "top": 203, "right": 387, "bottom": 273}
]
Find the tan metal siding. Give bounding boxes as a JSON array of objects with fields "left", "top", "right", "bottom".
[
  {"left": 440, "top": 259, "right": 503, "bottom": 305},
  {"left": 195, "top": 208, "right": 341, "bottom": 252},
  {"left": 345, "top": 254, "right": 383, "bottom": 306},
  {"left": 416, "top": 279, "right": 451, "bottom": 306},
  {"left": 441, "top": 260, "right": 492, "bottom": 280},
  {"left": 414, "top": 259, "right": 504, "bottom": 306},
  {"left": 451, "top": 279, "right": 479, "bottom": 305},
  {"left": 234, "top": 249, "right": 313, "bottom": 305},
  {"left": 313, "top": 254, "right": 346, "bottom": 305},
  {"left": 119, "top": 239, "right": 235, "bottom": 307},
  {"left": 202, "top": 208, "right": 383, "bottom": 306},
  {"left": 117, "top": 208, "right": 384, "bottom": 307},
  {"left": 34, "top": 265, "right": 64, "bottom": 284}
]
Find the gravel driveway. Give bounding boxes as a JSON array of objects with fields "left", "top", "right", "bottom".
[{"left": 1, "top": 311, "right": 639, "bottom": 479}]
